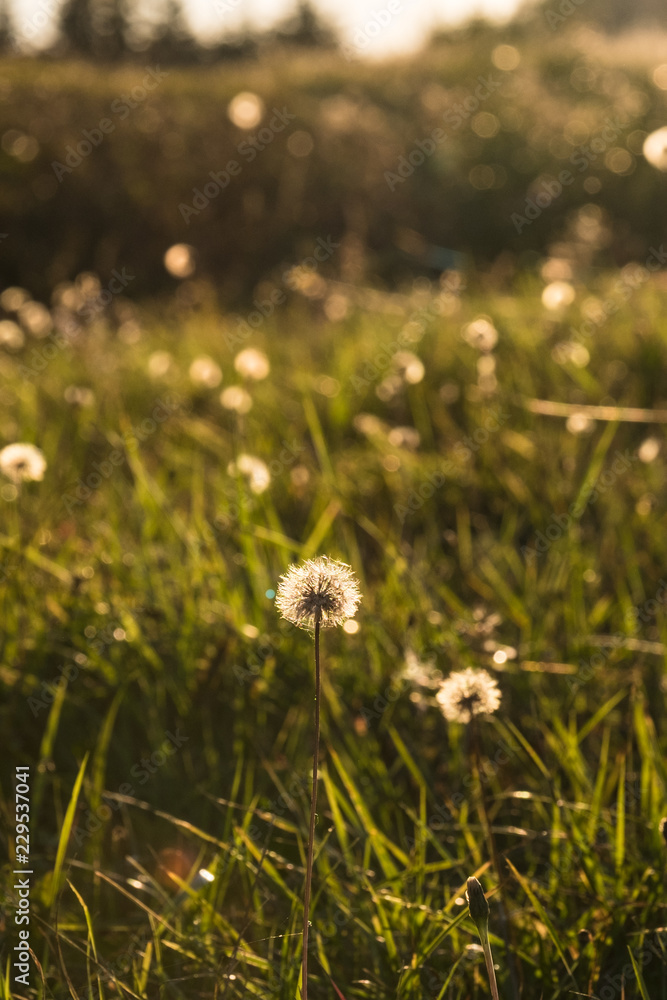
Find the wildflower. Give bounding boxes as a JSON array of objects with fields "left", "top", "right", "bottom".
[
  {"left": 0, "top": 443, "right": 47, "bottom": 483},
  {"left": 638, "top": 437, "right": 660, "bottom": 463},
  {"left": 228, "top": 453, "right": 270, "bottom": 494},
  {"left": 394, "top": 350, "right": 425, "bottom": 384},
  {"left": 189, "top": 356, "right": 222, "bottom": 388},
  {"left": 18, "top": 301, "right": 52, "bottom": 338},
  {"left": 466, "top": 876, "right": 500, "bottom": 1000},
  {"left": 466, "top": 876, "right": 490, "bottom": 926},
  {"left": 541, "top": 281, "right": 575, "bottom": 311},
  {"left": 387, "top": 426, "right": 421, "bottom": 450},
  {"left": 274, "top": 558, "right": 361, "bottom": 1000},
  {"left": 64, "top": 386, "right": 95, "bottom": 407},
  {"left": 275, "top": 556, "right": 362, "bottom": 630},
  {"left": 163, "top": 243, "right": 195, "bottom": 278},
  {"left": 566, "top": 412, "right": 595, "bottom": 435},
  {"left": 643, "top": 127, "right": 667, "bottom": 172},
  {"left": 403, "top": 648, "right": 442, "bottom": 688},
  {"left": 220, "top": 386, "right": 253, "bottom": 414},
  {"left": 462, "top": 317, "right": 498, "bottom": 352},
  {"left": 0, "top": 320, "right": 25, "bottom": 350},
  {"left": 147, "top": 351, "right": 172, "bottom": 378},
  {"left": 234, "top": 348, "right": 270, "bottom": 381},
  {"left": 436, "top": 668, "right": 501, "bottom": 723},
  {"left": 227, "top": 91, "right": 264, "bottom": 129}
]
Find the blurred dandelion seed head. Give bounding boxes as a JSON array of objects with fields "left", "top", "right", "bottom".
[
  {"left": 234, "top": 348, "right": 270, "bottom": 380},
  {"left": 220, "top": 385, "right": 253, "bottom": 413},
  {"left": 228, "top": 92, "right": 264, "bottom": 129},
  {"left": 227, "top": 453, "right": 270, "bottom": 493},
  {"left": 164, "top": 243, "right": 195, "bottom": 278},
  {"left": 275, "top": 556, "right": 362, "bottom": 630},
  {"left": 643, "top": 126, "right": 667, "bottom": 171},
  {"left": 189, "top": 356, "right": 222, "bottom": 388},
  {"left": 0, "top": 442, "right": 47, "bottom": 484},
  {"left": 462, "top": 316, "right": 498, "bottom": 352},
  {"left": 436, "top": 668, "right": 501, "bottom": 723}
]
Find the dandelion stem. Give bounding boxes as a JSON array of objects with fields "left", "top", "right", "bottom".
[
  {"left": 301, "top": 610, "right": 321, "bottom": 1000},
  {"left": 481, "top": 931, "right": 501, "bottom": 1000},
  {"left": 469, "top": 716, "right": 520, "bottom": 1000}
]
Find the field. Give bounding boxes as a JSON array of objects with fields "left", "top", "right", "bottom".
[{"left": 2, "top": 260, "right": 667, "bottom": 999}]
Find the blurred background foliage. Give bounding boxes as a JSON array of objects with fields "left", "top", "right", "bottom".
[{"left": 0, "top": 0, "right": 666, "bottom": 304}]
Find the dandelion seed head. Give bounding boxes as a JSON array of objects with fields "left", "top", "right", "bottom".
[
  {"left": 227, "top": 453, "right": 270, "bottom": 494},
  {"left": 0, "top": 442, "right": 47, "bottom": 484},
  {"left": 220, "top": 386, "right": 253, "bottom": 414},
  {"left": 189, "top": 356, "right": 222, "bottom": 388},
  {"left": 643, "top": 126, "right": 667, "bottom": 172},
  {"left": 275, "top": 556, "right": 362, "bottom": 630},
  {"left": 436, "top": 668, "right": 501, "bottom": 723},
  {"left": 234, "top": 348, "right": 270, "bottom": 381}
]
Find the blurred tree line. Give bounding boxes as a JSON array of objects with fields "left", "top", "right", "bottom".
[
  {"left": 0, "top": 0, "right": 664, "bottom": 63},
  {"left": 0, "top": 0, "right": 338, "bottom": 62}
]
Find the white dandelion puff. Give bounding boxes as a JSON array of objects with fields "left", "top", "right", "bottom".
[
  {"left": 643, "top": 126, "right": 667, "bottom": 172},
  {"left": 234, "top": 348, "right": 270, "bottom": 381},
  {"left": 228, "top": 453, "right": 270, "bottom": 494},
  {"left": 436, "top": 668, "right": 501, "bottom": 723},
  {"left": 220, "top": 386, "right": 253, "bottom": 414},
  {"left": 275, "top": 556, "right": 362, "bottom": 630},
  {"left": 0, "top": 443, "right": 47, "bottom": 483},
  {"left": 189, "top": 356, "right": 222, "bottom": 388}
]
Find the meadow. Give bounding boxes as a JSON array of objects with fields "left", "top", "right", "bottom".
[{"left": 2, "top": 258, "right": 667, "bottom": 1000}]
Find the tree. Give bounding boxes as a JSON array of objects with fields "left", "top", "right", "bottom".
[
  {"left": 58, "top": 0, "right": 129, "bottom": 60},
  {"left": 271, "top": 0, "right": 339, "bottom": 50}
]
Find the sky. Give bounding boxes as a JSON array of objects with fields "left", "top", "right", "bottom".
[{"left": 10, "top": 0, "right": 528, "bottom": 58}]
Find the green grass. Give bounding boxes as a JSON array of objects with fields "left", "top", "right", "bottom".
[{"left": 1, "top": 268, "right": 667, "bottom": 999}]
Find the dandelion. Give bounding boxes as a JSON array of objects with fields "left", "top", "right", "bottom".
[
  {"left": 18, "top": 301, "right": 52, "bottom": 338},
  {"left": 275, "top": 556, "right": 361, "bottom": 1000},
  {"left": 163, "top": 243, "right": 195, "bottom": 278},
  {"left": 643, "top": 126, "right": 667, "bottom": 172},
  {"left": 436, "top": 668, "right": 501, "bottom": 723},
  {"left": 541, "top": 280, "right": 575, "bottom": 311},
  {"left": 147, "top": 351, "right": 172, "bottom": 378},
  {"left": 189, "top": 356, "right": 222, "bottom": 388},
  {"left": 234, "top": 348, "right": 270, "bottom": 381},
  {"left": 394, "top": 350, "right": 425, "bottom": 384},
  {"left": 227, "top": 91, "right": 264, "bottom": 129},
  {"left": 566, "top": 412, "right": 595, "bottom": 436},
  {"left": 403, "top": 648, "right": 442, "bottom": 689},
  {"left": 638, "top": 437, "right": 660, "bottom": 463},
  {"left": 0, "top": 443, "right": 47, "bottom": 483},
  {"left": 466, "top": 876, "right": 500, "bottom": 1000},
  {"left": 462, "top": 316, "right": 498, "bottom": 352},
  {"left": 64, "top": 385, "right": 95, "bottom": 407},
  {"left": 0, "top": 320, "right": 25, "bottom": 350},
  {"left": 220, "top": 386, "right": 253, "bottom": 414},
  {"left": 227, "top": 454, "right": 270, "bottom": 494},
  {"left": 276, "top": 556, "right": 361, "bottom": 630}
]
